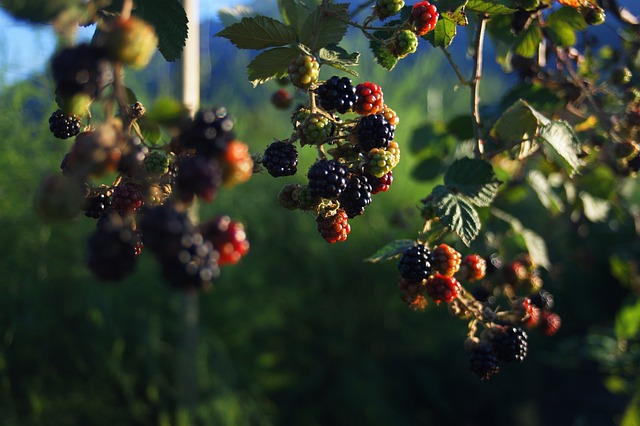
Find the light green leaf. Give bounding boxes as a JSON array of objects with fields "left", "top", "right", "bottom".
[
  {"left": 444, "top": 158, "right": 501, "bottom": 207},
  {"left": 364, "top": 239, "right": 416, "bottom": 263},
  {"left": 514, "top": 19, "right": 542, "bottom": 58},
  {"left": 216, "top": 16, "right": 297, "bottom": 50},
  {"left": 217, "top": 5, "right": 257, "bottom": 27},
  {"left": 318, "top": 46, "right": 360, "bottom": 76},
  {"left": 299, "top": 3, "right": 349, "bottom": 51},
  {"left": 621, "top": 396, "right": 640, "bottom": 426},
  {"left": 145, "top": 96, "right": 190, "bottom": 126},
  {"left": 432, "top": 185, "right": 481, "bottom": 246},
  {"left": 539, "top": 121, "right": 583, "bottom": 176},
  {"left": 247, "top": 47, "right": 300, "bottom": 86},
  {"left": 466, "top": 0, "right": 517, "bottom": 15},
  {"left": 424, "top": 13, "right": 458, "bottom": 48},
  {"left": 615, "top": 299, "right": 640, "bottom": 340},
  {"left": 544, "top": 7, "right": 587, "bottom": 48},
  {"left": 527, "top": 169, "right": 564, "bottom": 214},
  {"left": 579, "top": 191, "right": 611, "bottom": 222}
]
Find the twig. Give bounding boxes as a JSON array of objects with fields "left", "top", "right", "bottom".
[
  {"left": 440, "top": 47, "right": 471, "bottom": 86},
  {"left": 471, "top": 16, "right": 487, "bottom": 158}
]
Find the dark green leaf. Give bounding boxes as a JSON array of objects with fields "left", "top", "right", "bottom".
[
  {"left": 435, "top": 0, "right": 468, "bottom": 13},
  {"left": 137, "top": 0, "right": 188, "bottom": 62},
  {"left": 446, "top": 115, "right": 474, "bottom": 140},
  {"left": 545, "top": 8, "right": 585, "bottom": 47},
  {"left": 364, "top": 239, "right": 415, "bottom": 263},
  {"left": 0, "top": 0, "right": 81, "bottom": 23},
  {"left": 278, "top": 0, "right": 320, "bottom": 34},
  {"left": 409, "top": 121, "right": 455, "bottom": 155},
  {"left": 424, "top": 13, "right": 458, "bottom": 48},
  {"left": 466, "top": 0, "right": 517, "bottom": 15},
  {"left": 299, "top": 3, "right": 349, "bottom": 51},
  {"left": 216, "top": 15, "right": 297, "bottom": 50},
  {"left": 247, "top": 47, "right": 300, "bottom": 86},
  {"left": 137, "top": 116, "right": 163, "bottom": 146},
  {"left": 491, "top": 208, "right": 550, "bottom": 268},
  {"left": 431, "top": 185, "right": 481, "bottom": 246},
  {"left": 538, "top": 121, "right": 583, "bottom": 176},
  {"left": 412, "top": 157, "right": 446, "bottom": 181},
  {"left": 444, "top": 158, "right": 501, "bottom": 207},
  {"left": 514, "top": 19, "right": 541, "bottom": 58},
  {"left": 369, "top": 40, "right": 398, "bottom": 71}
]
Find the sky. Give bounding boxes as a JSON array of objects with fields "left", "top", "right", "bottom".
[{"left": 0, "top": 0, "right": 246, "bottom": 85}]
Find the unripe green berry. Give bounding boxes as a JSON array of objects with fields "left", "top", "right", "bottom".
[
  {"left": 374, "top": 0, "right": 405, "bottom": 20},
  {"left": 611, "top": 67, "right": 632, "bottom": 86},
  {"left": 144, "top": 151, "right": 170, "bottom": 176},
  {"left": 391, "top": 30, "right": 418, "bottom": 58},
  {"left": 287, "top": 55, "right": 320, "bottom": 90},
  {"left": 583, "top": 7, "right": 605, "bottom": 25},
  {"left": 300, "top": 113, "right": 333, "bottom": 144}
]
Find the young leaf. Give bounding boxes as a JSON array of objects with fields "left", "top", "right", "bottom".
[
  {"left": 137, "top": 0, "right": 188, "bottom": 62},
  {"left": 247, "top": 47, "right": 300, "bottom": 86},
  {"left": 424, "top": 14, "right": 458, "bottom": 48},
  {"left": 299, "top": 3, "right": 349, "bottom": 51},
  {"left": 216, "top": 16, "right": 297, "bottom": 50},
  {"left": 364, "top": 239, "right": 415, "bottom": 263},
  {"left": 145, "top": 96, "right": 190, "bottom": 126},
  {"left": 538, "top": 121, "right": 583, "bottom": 176},
  {"left": 444, "top": 158, "right": 501, "bottom": 207},
  {"left": 431, "top": 185, "right": 481, "bottom": 246},
  {"left": 466, "top": 0, "right": 518, "bottom": 15}
]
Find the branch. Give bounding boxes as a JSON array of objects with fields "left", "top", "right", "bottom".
[{"left": 471, "top": 16, "right": 487, "bottom": 159}]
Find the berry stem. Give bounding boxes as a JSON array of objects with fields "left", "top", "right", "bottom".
[
  {"left": 440, "top": 48, "right": 471, "bottom": 87},
  {"left": 470, "top": 15, "right": 487, "bottom": 159}
]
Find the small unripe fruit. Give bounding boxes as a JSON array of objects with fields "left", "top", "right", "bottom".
[{"left": 95, "top": 16, "right": 158, "bottom": 69}]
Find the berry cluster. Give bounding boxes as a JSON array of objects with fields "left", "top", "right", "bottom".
[
  {"left": 391, "top": 242, "right": 559, "bottom": 380},
  {"left": 261, "top": 74, "right": 400, "bottom": 243},
  {"left": 36, "top": 12, "right": 253, "bottom": 290}
]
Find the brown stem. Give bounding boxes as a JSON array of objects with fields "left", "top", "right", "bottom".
[
  {"left": 471, "top": 16, "right": 487, "bottom": 159},
  {"left": 440, "top": 48, "right": 471, "bottom": 86},
  {"left": 121, "top": 0, "right": 134, "bottom": 19}
]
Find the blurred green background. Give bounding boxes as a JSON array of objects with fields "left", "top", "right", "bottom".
[{"left": 1, "top": 24, "right": 639, "bottom": 426}]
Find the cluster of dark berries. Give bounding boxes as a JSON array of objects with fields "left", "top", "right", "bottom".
[
  {"left": 261, "top": 73, "right": 399, "bottom": 243},
  {"left": 467, "top": 326, "right": 528, "bottom": 380}
]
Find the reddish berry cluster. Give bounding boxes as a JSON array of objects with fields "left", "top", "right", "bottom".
[{"left": 409, "top": 1, "right": 439, "bottom": 36}]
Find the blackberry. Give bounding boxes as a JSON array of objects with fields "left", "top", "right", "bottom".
[
  {"left": 51, "top": 44, "right": 113, "bottom": 98},
  {"left": 409, "top": 1, "right": 439, "bottom": 36},
  {"left": 338, "top": 175, "right": 372, "bottom": 218},
  {"left": 140, "top": 203, "right": 195, "bottom": 259},
  {"left": 87, "top": 213, "right": 139, "bottom": 281},
  {"left": 471, "top": 285, "right": 494, "bottom": 304},
  {"left": 300, "top": 113, "right": 333, "bottom": 144},
  {"left": 84, "top": 193, "right": 111, "bottom": 218},
  {"left": 355, "top": 82, "right": 384, "bottom": 116},
  {"left": 528, "top": 290, "right": 554, "bottom": 311},
  {"left": 367, "top": 171, "right": 393, "bottom": 194},
  {"left": 425, "top": 274, "right": 461, "bottom": 304},
  {"left": 491, "top": 326, "right": 528, "bottom": 363},
  {"left": 459, "top": 254, "right": 487, "bottom": 282},
  {"left": 316, "top": 209, "right": 351, "bottom": 243},
  {"left": 161, "top": 233, "right": 220, "bottom": 290},
  {"left": 49, "top": 110, "right": 81, "bottom": 139},
  {"left": 263, "top": 141, "right": 298, "bottom": 177},
  {"left": 180, "top": 107, "right": 235, "bottom": 158},
  {"left": 271, "top": 88, "right": 293, "bottom": 109},
  {"left": 469, "top": 344, "right": 500, "bottom": 380},
  {"left": 366, "top": 141, "right": 400, "bottom": 177},
  {"left": 398, "top": 244, "right": 432, "bottom": 282},
  {"left": 221, "top": 140, "right": 253, "bottom": 187},
  {"left": 540, "top": 311, "right": 561, "bottom": 336},
  {"left": 431, "top": 244, "right": 462, "bottom": 277},
  {"left": 380, "top": 105, "right": 399, "bottom": 126},
  {"left": 357, "top": 114, "right": 395, "bottom": 151},
  {"left": 175, "top": 156, "right": 223, "bottom": 202},
  {"left": 307, "top": 159, "right": 348, "bottom": 198},
  {"left": 200, "top": 215, "right": 250, "bottom": 266},
  {"left": 111, "top": 183, "right": 143, "bottom": 214},
  {"left": 288, "top": 54, "right": 320, "bottom": 90},
  {"left": 317, "top": 76, "right": 357, "bottom": 114}
]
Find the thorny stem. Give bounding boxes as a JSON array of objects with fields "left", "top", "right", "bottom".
[{"left": 471, "top": 16, "right": 487, "bottom": 159}]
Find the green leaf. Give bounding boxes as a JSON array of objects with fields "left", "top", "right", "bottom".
[
  {"left": 137, "top": 116, "right": 163, "bottom": 146},
  {"left": 615, "top": 299, "right": 640, "bottom": 340},
  {"left": 412, "top": 157, "right": 446, "bottom": 181},
  {"left": 538, "top": 121, "right": 583, "bottom": 176},
  {"left": 610, "top": 255, "right": 639, "bottom": 290},
  {"left": 369, "top": 40, "right": 398, "bottom": 71},
  {"left": 491, "top": 208, "right": 550, "bottom": 269},
  {"left": 435, "top": 0, "right": 468, "bottom": 13},
  {"left": 527, "top": 169, "right": 564, "bottom": 214},
  {"left": 364, "top": 239, "right": 415, "bottom": 263},
  {"left": 145, "top": 96, "right": 190, "bottom": 126},
  {"left": 444, "top": 158, "right": 501, "bottom": 207},
  {"left": 299, "top": 3, "right": 349, "bottom": 51},
  {"left": 424, "top": 13, "right": 458, "bottom": 48},
  {"left": 579, "top": 191, "right": 611, "bottom": 222},
  {"left": 0, "top": 0, "right": 81, "bottom": 23},
  {"left": 247, "top": 47, "right": 300, "bottom": 86},
  {"left": 217, "top": 5, "right": 256, "bottom": 27},
  {"left": 490, "top": 99, "right": 549, "bottom": 159},
  {"left": 466, "top": 0, "right": 517, "bottom": 15},
  {"left": 318, "top": 46, "right": 360, "bottom": 76},
  {"left": 431, "top": 185, "right": 481, "bottom": 246},
  {"left": 514, "top": 20, "right": 541, "bottom": 58},
  {"left": 621, "top": 395, "right": 640, "bottom": 426},
  {"left": 278, "top": 0, "right": 320, "bottom": 34},
  {"left": 136, "top": 0, "right": 188, "bottom": 62},
  {"left": 446, "top": 115, "right": 474, "bottom": 140},
  {"left": 544, "top": 8, "right": 587, "bottom": 48},
  {"left": 409, "top": 121, "right": 456, "bottom": 155},
  {"left": 216, "top": 16, "right": 297, "bottom": 50}
]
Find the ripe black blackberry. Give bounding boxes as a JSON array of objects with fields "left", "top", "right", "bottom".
[
  {"left": 111, "top": 183, "right": 143, "bottom": 214},
  {"left": 161, "top": 234, "right": 220, "bottom": 290},
  {"left": 398, "top": 244, "right": 432, "bottom": 282},
  {"left": 491, "top": 326, "right": 528, "bottom": 363},
  {"left": 356, "top": 114, "right": 395, "bottom": 151},
  {"left": 307, "top": 159, "right": 349, "bottom": 198},
  {"left": 87, "top": 213, "right": 139, "bottom": 281},
  {"left": 529, "top": 290, "right": 554, "bottom": 311},
  {"left": 85, "top": 193, "right": 111, "bottom": 218},
  {"left": 140, "top": 203, "right": 195, "bottom": 260},
  {"left": 49, "top": 110, "right": 81, "bottom": 139},
  {"left": 339, "top": 175, "right": 372, "bottom": 218},
  {"left": 317, "top": 76, "right": 357, "bottom": 114},
  {"left": 51, "top": 44, "right": 113, "bottom": 98},
  {"left": 175, "top": 156, "right": 222, "bottom": 202},
  {"left": 263, "top": 141, "right": 298, "bottom": 177},
  {"left": 469, "top": 344, "right": 500, "bottom": 380},
  {"left": 180, "top": 107, "right": 235, "bottom": 158}
]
